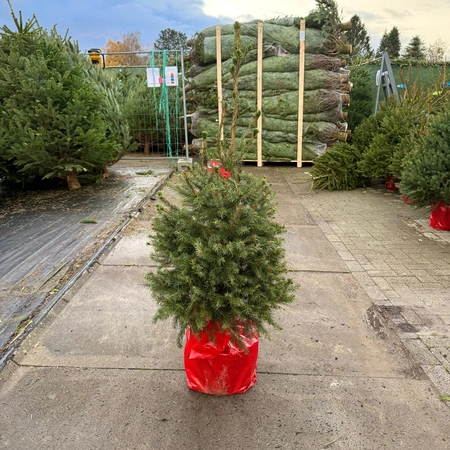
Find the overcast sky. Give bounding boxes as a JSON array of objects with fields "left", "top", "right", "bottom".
[{"left": 1, "top": 0, "right": 448, "bottom": 56}]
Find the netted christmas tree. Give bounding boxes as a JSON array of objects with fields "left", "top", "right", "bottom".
[
  {"left": 185, "top": 1, "right": 352, "bottom": 162},
  {"left": 146, "top": 23, "right": 296, "bottom": 347}
]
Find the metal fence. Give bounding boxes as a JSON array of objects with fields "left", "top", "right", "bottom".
[{"left": 89, "top": 49, "right": 190, "bottom": 160}]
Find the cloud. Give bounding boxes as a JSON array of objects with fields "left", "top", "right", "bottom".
[
  {"left": 383, "top": 9, "right": 412, "bottom": 19},
  {"left": 1, "top": 0, "right": 219, "bottom": 51}
]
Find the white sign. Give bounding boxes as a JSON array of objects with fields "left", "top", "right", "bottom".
[
  {"left": 147, "top": 68, "right": 161, "bottom": 87},
  {"left": 165, "top": 66, "right": 178, "bottom": 86}
]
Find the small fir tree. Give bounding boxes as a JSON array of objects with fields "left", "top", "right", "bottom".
[
  {"left": 146, "top": 22, "right": 296, "bottom": 347},
  {"left": 400, "top": 110, "right": 450, "bottom": 206},
  {"left": 403, "top": 35, "right": 426, "bottom": 60}
]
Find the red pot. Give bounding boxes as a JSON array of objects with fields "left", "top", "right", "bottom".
[
  {"left": 385, "top": 174, "right": 399, "bottom": 191},
  {"left": 430, "top": 201, "right": 450, "bottom": 231},
  {"left": 184, "top": 321, "right": 258, "bottom": 395}
]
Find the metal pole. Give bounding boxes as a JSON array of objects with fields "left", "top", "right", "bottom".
[{"left": 179, "top": 48, "right": 190, "bottom": 160}]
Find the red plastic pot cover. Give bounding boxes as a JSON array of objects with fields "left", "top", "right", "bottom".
[
  {"left": 184, "top": 322, "right": 259, "bottom": 396},
  {"left": 430, "top": 201, "right": 450, "bottom": 231},
  {"left": 401, "top": 195, "right": 416, "bottom": 204},
  {"left": 385, "top": 175, "right": 399, "bottom": 191}
]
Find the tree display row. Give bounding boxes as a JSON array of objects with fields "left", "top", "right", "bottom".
[{"left": 0, "top": 9, "right": 132, "bottom": 190}]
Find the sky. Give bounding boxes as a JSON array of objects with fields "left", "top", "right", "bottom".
[{"left": 0, "top": 0, "right": 448, "bottom": 57}]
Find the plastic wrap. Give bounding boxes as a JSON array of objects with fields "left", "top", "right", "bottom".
[
  {"left": 385, "top": 175, "right": 399, "bottom": 191},
  {"left": 430, "top": 201, "right": 450, "bottom": 231},
  {"left": 184, "top": 322, "right": 259, "bottom": 396}
]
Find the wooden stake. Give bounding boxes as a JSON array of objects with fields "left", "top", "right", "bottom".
[
  {"left": 297, "top": 20, "right": 306, "bottom": 167},
  {"left": 257, "top": 22, "right": 263, "bottom": 167},
  {"left": 216, "top": 25, "right": 224, "bottom": 141}
]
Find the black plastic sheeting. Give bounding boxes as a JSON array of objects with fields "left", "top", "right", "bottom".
[{"left": 0, "top": 164, "right": 172, "bottom": 351}]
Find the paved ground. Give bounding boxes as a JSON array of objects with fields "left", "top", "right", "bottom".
[
  {"left": 0, "top": 164, "right": 449, "bottom": 449},
  {"left": 0, "top": 160, "right": 174, "bottom": 357}
]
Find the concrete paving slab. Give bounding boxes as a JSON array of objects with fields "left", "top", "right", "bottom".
[
  {"left": 259, "top": 272, "right": 417, "bottom": 378},
  {"left": 275, "top": 195, "right": 315, "bottom": 226},
  {"left": 16, "top": 267, "right": 415, "bottom": 382},
  {"left": 102, "top": 231, "right": 154, "bottom": 267},
  {"left": 15, "top": 265, "right": 182, "bottom": 370},
  {"left": 1, "top": 364, "right": 449, "bottom": 450},
  {"left": 284, "top": 225, "right": 349, "bottom": 273}
]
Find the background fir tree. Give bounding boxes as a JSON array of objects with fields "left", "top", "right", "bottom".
[
  {"left": 154, "top": 28, "right": 188, "bottom": 54},
  {"left": 345, "top": 15, "right": 374, "bottom": 62},
  {"left": 403, "top": 35, "right": 426, "bottom": 60},
  {"left": 376, "top": 27, "right": 401, "bottom": 57},
  {"left": 0, "top": 8, "right": 124, "bottom": 189}
]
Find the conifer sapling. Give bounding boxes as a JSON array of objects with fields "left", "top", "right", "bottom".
[{"left": 146, "top": 22, "right": 296, "bottom": 347}]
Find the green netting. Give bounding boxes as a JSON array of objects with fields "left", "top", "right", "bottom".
[
  {"left": 364, "top": 62, "right": 448, "bottom": 104},
  {"left": 194, "top": 23, "right": 346, "bottom": 65},
  {"left": 188, "top": 53, "right": 344, "bottom": 82},
  {"left": 188, "top": 18, "right": 351, "bottom": 161},
  {"left": 191, "top": 114, "right": 343, "bottom": 143},
  {"left": 221, "top": 89, "right": 346, "bottom": 116},
  {"left": 191, "top": 69, "right": 346, "bottom": 93},
  {"left": 191, "top": 138, "right": 325, "bottom": 161}
]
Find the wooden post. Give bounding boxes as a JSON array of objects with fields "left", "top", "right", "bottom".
[
  {"left": 297, "top": 20, "right": 306, "bottom": 167},
  {"left": 216, "top": 26, "right": 224, "bottom": 140},
  {"left": 257, "top": 22, "right": 263, "bottom": 167}
]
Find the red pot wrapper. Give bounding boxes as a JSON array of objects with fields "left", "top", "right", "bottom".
[
  {"left": 430, "top": 201, "right": 450, "bottom": 231},
  {"left": 401, "top": 195, "right": 416, "bottom": 204},
  {"left": 184, "top": 322, "right": 258, "bottom": 396},
  {"left": 385, "top": 175, "right": 399, "bottom": 191}
]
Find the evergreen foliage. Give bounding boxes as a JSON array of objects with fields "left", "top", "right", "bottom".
[
  {"left": 146, "top": 23, "right": 296, "bottom": 347},
  {"left": 122, "top": 71, "right": 183, "bottom": 156},
  {"left": 357, "top": 104, "right": 416, "bottom": 180},
  {"left": 345, "top": 15, "right": 374, "bottom": 61},
  {"left": 306, "top": 0, "right": 342, "bottom": 34},
  {"left": 355, "top": 80, "right": 450, "bottom": 181},
  {"left": 345, "top": 65, "right": 373, "bottom": 130},
  {"left": 377, "top": 27, "right": 401, "bottom": 58},
  {"left": 0, "top": 9, "right": 125, "bottom": 189},
  {"left": 403, "top": 36, "right": 426, "bottom": 60},
  {"left": 400, "top": 110, "right": 450, "bottom": 206},
  {"left": 154, "top": 28, "right": 188, "bottom": 53},
  {"left": 311, "top": 142, "right": 368, "bottom": 190}
]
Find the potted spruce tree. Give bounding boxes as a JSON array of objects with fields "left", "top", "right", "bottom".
[
  {"left": 400, "top": 109, "right": 450, "bottom": 230},
  {"left": 146, "top": 22, "right": 296, "bottom": 395}
]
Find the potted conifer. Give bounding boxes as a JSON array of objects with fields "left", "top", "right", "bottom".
[
  {"left": 146, "top": 23, "right": 296, "bottom": 395},
  {"left": 400, "top": 109, "right": 450, "bottom": 230}
]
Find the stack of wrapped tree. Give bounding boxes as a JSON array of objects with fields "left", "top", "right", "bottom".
[{"left": 186, "top": 17, "right": 352, "bottom": 162}]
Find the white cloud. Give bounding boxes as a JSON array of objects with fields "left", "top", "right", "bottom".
[{"left": 201, "top": 0, "right": 450, "bottom": 56}]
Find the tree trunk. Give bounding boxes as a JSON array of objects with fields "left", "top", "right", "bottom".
[
  {"left": 66, "top": 171, "right": 81, "bottom": 190},
  {"left": 144, "top": 141, "right": 150, "bottom": 155}
]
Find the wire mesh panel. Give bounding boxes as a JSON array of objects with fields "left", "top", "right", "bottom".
[{"left": 101, "top": 50, "right": 188, "bottom": 159}]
